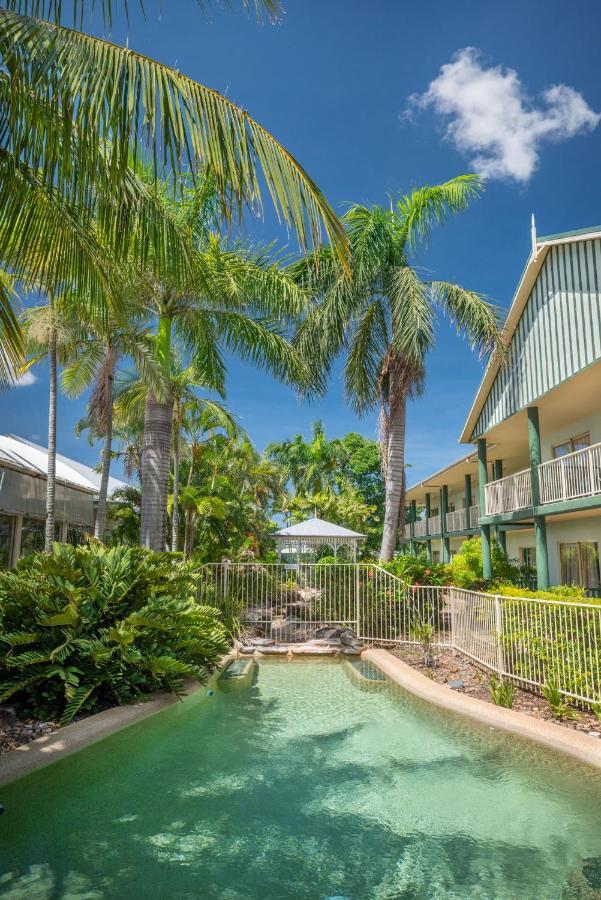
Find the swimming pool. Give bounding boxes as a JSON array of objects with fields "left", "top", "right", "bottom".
[{"left": 2, "top": 658, "right": 601, "bottom": 898}]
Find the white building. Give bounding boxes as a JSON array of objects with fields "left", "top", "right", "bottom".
[
  {"left": 403, "top": 224, "right": 601, "bottom": 594},
  {"left": 0, "top": 434, "right": 128, "bottom": 566}
]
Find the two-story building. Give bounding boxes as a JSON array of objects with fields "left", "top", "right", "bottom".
[{"left": 403, "top": 223, "right": 601, "bottom": 593}]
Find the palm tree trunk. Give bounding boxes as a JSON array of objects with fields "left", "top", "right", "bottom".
[
  {"left": 171, "top": 425, "right": 180, "bottom": 552},
  {"left": 183, "top": 508, "right": 195, "bottom": 560},
  {"left": 379, "top": 392, "right": 407, "bottom": 562},
  {"left": 94, "top": 397, "right": 113, "bottom": 541},
  {"left": 44, "top": 321, "right": 57, "bottom": 553},
  {"left": 140, "top": 390, "right": 173, "bottom": 551}
]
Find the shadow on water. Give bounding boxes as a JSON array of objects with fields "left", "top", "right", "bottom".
[{"left": 2, "top": 659, "right": 601, "bottom": 899}]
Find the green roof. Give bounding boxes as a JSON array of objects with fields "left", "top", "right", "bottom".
[{"left": 538, "top": 225, "right": 601, "bottom": 242}]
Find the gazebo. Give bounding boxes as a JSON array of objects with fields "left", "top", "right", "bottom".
[{"left": 273, "top": 516, "right": 365, "bottom": 563}]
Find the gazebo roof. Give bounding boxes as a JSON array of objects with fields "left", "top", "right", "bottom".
[{"left": 274, "top": 516, "right": 364, "bottom": 539}]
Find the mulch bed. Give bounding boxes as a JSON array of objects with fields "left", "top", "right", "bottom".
[{"left": 389, "top": 646, "right": 601, "bottom": 738}]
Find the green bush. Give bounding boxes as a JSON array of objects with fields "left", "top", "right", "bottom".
[
  {"left": 494, "top": 583, "right": 593, "bottom": 603},
  {"left": 382, "top": 552, "right": 451, "bottom": 586},
  {"left": 448, "top": 537, "right": 521, "bottom": 590},
  {"left": 489, "top": 676, "right": 516, "bottom": 708},
  {"left": 0, "top": 543, "right": 229, "bottom": 725}
]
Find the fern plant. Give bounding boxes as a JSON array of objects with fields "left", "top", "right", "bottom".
[
  {"left": 0, "top": 543, "right": 229, "bottom": 725},
  {"left": 489, "top": 676, "right": 516, "bottom": 708},
  {"left": 410, "top": 618, "right": 436, "bottom": 667},
  {"left": 541, "top": 680, "right": 580, "bottom": 721}
]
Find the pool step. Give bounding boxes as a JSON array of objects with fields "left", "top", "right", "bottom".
[
  {"left": 217, "top": 657, "right": 257, "bottom": 691},
  {"left": 343, "top": 658, "right": 387, "bottom": 690}
]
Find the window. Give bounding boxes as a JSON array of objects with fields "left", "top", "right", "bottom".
[
  {"left": 520, "top": 547, "right": 536, "bottom": 570},
  {"left": 0, "top": 514, "right": 14, "bottom": 568},
  {"left": 67, "top": 524, "right": 87, "bottom": 546},
  {"left": 553, "top": 432, "right": 590, "bottom": 458},
  {"left": 20, "top": 518, "right": 62, "bottom": 557},
  {"left": 559, "top": 542, "right": 600, "bottom": 589},
  {"left": 432, "top": 550, "right": 441, "bottom": 563}
]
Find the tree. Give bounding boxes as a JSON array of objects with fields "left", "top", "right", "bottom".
[
  {"left": 0, "top": 0, "right": 348, "bottom": 381},
  {"left": 133, "top": 176, "right": 313, "bottom": 552},
  {"left": 64, "top": 300, "right": 162, "bottom": 541},
  {"left": 293, "top": 176, "right": 503, "bottom": 561},
  {"left": 267, "top": 420, "right": 345, "bottom": 496}
]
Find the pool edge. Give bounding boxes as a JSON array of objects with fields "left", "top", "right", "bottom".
[
  {"left": 364, "top": 649, "right": 601, "bottom": 772},
  {"left": 0, "top": 652, "right": 236, "bottom": 787}
]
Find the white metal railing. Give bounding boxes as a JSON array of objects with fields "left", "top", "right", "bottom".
[
  {"left": 469, "top": 504, "right": 480, "bottom": 528},
  {"left": 484, "top": 469, "right": 532, "bottom": 516},
  {"left": 197, "top": 564, "right": 601, "bottom": 706},
  {"left": 451, "top": 588, "right": 601, "bottom": 707},
  {"left": 445, "top": 508, "right": 468, "bottom": 532},
  {"left": 427, "top": 514, "right": 441, "bottom": 534},
  {"left": 413, "top": 520, "right": 427, "bottom": 538},
  {"left": 539, "top": 442, "right": 601, "bottom": 504}
]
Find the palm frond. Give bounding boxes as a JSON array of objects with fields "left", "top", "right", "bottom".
[
  {"left": 397, "top": 174, "right": 483, "bottom": 250},
  {"left": 0, "top": 9, "right": 348, "bottom": 269},
  {"left": 388, "top": 266, "right": 434, "bottom": 364},
  {"left": 0, "top": 270, "right": 24, "bottom": 386},
  {"left": 344, "top": 299, "right": 388, "bottom": 414},
  {"left": 429, "top": 281, "right": 504, "bottom": 358}
]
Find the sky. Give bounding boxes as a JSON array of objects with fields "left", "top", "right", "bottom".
[{"left": 5, "top": 0, "right": 601, "bottom": 484}]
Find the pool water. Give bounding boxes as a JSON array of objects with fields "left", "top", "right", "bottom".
[{"left": 2, "top": 659, "right": 601, "bottom": 899}]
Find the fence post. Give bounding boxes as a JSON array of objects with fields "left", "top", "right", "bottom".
[
  {"left": 222, "top": 561, "right": 230, "bottom": 602},
  {"left": 355, "top": 564, "right": 361, "bottom": 637},
  {"left": 449, "top": 586, "right": 457, "bottom": 652},
  {"left": 494, "top": 594, "right": 506, "bottom": 676}
]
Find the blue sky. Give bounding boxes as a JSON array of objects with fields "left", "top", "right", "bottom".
[{"left": 5, "top": 0, "right": 601, "bottom": 483}]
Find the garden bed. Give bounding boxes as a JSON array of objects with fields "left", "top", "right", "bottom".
[
  {"left": 0, "top": 716, "right": 59, "bottom": 755},
  {"left": 389, "top": 646, "right": 601, "bottom": 738}
]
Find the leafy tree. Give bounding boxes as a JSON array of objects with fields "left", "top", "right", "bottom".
[
  {"left": 267, "top": 420, "right": 346, "bottom": 496},
  {"left": 292, "top": 176, "right": 503, "bottom": 561}
]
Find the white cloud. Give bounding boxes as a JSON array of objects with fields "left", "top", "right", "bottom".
[
  {"left": 409, "top": 48, "right": 600, "bottom": 182},
  {"left": 13, "top": 370, "right": 37, "bottom": 388}
]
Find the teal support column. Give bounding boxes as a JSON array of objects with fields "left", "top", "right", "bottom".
[
  {"left": 527, "top": 407, "right": 549, "bottom": 589},
  {"left": 409, "top": 500, "right": 417, "bottom": 554},
  {"left": 477, "top": 439, "right": 492, "bottom": 580},
  {"left": 425, "top": 492, "right": 432, "bottom": 561},
  {"left": 441, "top": 485, "right": 450, "bottom": 564},
  {"left": 492, "top": 460, "right": 507, "bottom": 553},
  {"left": 464, "top": 473, "right": 472, "bottom": 531}
]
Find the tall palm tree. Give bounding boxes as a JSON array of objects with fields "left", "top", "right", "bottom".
[
  {"left": 0, "top": 1, "right": 348, "bottom": 377},
  {"left": 292, "top": 176, "right": 504, "bottom": 561},
  {"left": 133, "top": 177, "right": 313, "bottom": 552},
  {"left": 63, "top": 301, "right": 162, "bottom": 541}
]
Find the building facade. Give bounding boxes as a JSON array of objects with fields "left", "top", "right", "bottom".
[
  {"left": 403, "top": 224, "right": 601, "bottom": 593},
  {"left": 0, "top": 434, "right": 128, "bottom": 566}
]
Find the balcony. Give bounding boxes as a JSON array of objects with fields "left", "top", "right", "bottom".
[
  {"left": 445, "top": 508, "right": 468, "bottom": 532},
  {"left": 469, "top": 504, "right": 480, "bottom": 528},
  {"left": 414, "top": 520, "right": 427, "bottom": 538},
  {"left": 539, "top": 441, "right": 601, "bottom": 504},
  {"left": 484, "top": 469, "right": 532, "bottom": 516},
  {"left": 428, "top": 514, "right": 441, "bottom": 535}
]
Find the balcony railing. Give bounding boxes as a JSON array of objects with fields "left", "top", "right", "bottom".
[
  {"left": 484, "top": 469, "right": 532, "bottom": 516},
  {"left": 445, "top": 508, "right": 468, "bottom": 532},
  {"left": 427, "top": 514, "right": 441, "bottom": 535},
  {"left": 469, "top": 504, "right": 480, "bottom": 528},
  {"left": 539, "top": 442, "right": 601, "bottom": 504},
  {"left": 414, "top": 520, "right": 427, "bottom": 538}
]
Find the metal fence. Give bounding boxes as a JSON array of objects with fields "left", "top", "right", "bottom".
[{"left": 197, "top": 562, "right": 601, "bottom": 707}]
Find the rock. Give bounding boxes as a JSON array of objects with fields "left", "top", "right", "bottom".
[
  {"left": 248, "top": 638, "right": 274, "bottom": 647},
  {"left": 243, "top": 606, "right": 272, "bottom": 624},
  {"left": 255, "top": 645, "right": 290, "bottom": 655},
  {"left": 448, "top": 679, "right": 464, "bottom": 690},
  {"left": 0, "top": 705, "right": 16, "bottom": 724},
  {"left": 315, "top": 626, "right": 340, "bottom": 639},
  {"left": 587, "top": 731, "right": 601, "bottom": 738}
]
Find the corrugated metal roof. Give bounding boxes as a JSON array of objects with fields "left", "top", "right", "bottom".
[
  {"left": 0, "top": 434, "right": 129, "bottom": 497},
  {"left": 274, "top": 516, "right": 364, "bottom": 538}
]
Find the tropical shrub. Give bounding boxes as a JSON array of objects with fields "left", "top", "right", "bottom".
[
  {"left": 382, "top": 552, "right": 451, "bottom": 586},
  {"left": 410, "top": 618, "right": 436, "bottom": 667},
  {"left": 0, "top": 544, "right": 229, "bottom": 725},
  {"left": 494, "top": 583, "right": 593, "bottom": 603},
  {"left": 489, "top": 676, "right": 516, "bottom": 708},
  {"left": 448, "top": 537, "right": 521, "bottom": 589}
]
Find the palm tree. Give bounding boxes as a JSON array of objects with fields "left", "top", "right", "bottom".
[
  {"left": 133, "top": 177, "right": 313, "bottom": 552},
  {"left": 63, "top": 300, "right": 162, "bottom": 541},
  {"left": 267, "top": 420, "right": 345, "bottom": 497},
  {"left": 0, "top": 1, "right": 348, "bottom": 377},
  {"left": 292, "top": 176, "right": 503, "bottom": 561}
]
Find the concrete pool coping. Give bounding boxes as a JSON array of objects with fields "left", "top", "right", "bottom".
[
  {"left": 364, "top": 648, "right": 601, "bottom": 772},
  {"left": 0, "top": 653, "right": 236, "bottom": 787}
]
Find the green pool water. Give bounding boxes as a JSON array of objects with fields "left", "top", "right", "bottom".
[{"left": 2, "top": 659, "right": 601, "bottom": 899}]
